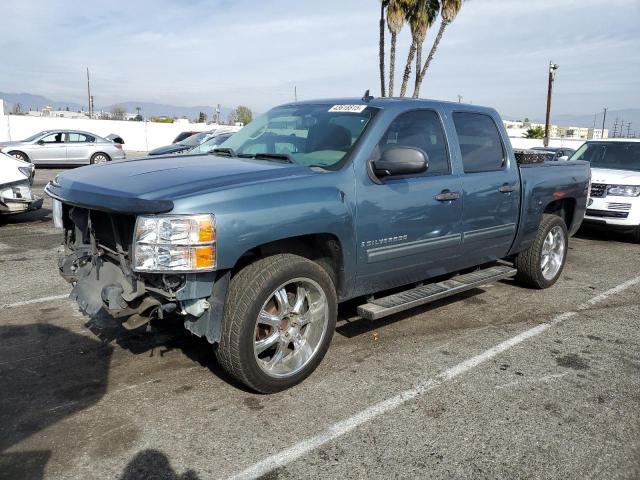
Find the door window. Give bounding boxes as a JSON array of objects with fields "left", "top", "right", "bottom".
[
  {"left": 377, "top": 110, "right": 450, "bottom": 176},
  {"left": 453, "top": 112, "right": 505, "bottom": 173},
  {"left": 41, "top": 132, "right": 65, "bottom": 144},
  {"left": 68, "top": 133, "right": 94, "bottom": 143}
]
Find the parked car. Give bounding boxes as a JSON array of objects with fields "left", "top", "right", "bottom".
[
  {"left": 148, "top": 130, "right": 216, "bottom": 156},
  {"left": 570, "top": 139, "right": 640, "bottom": 242},
  {"left": 0, "top": 130, "right": 125, "bottom": 166},
  {"left": 0, "top": 152, "right": 42, "bottom": 215},
  {"left": 46, "top": 97, "right": 590, "bottom": 392},
  {"left": 187, "top": 131, "right": 235, "bottom": 154},
  {"left": 531, "top": 147, "right": 575, "bottom": 161},
  {"left": 173, "top": 131, "right": 199, "bottom": 144}
]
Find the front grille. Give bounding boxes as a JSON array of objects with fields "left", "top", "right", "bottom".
[
  {"left": 590, "top": 183, "right": 607, "bottom": 198},
  {"left": 586, "top": 209, "right": 628, "bottom": 219},
  {"left": 64, "top": 205, "right": 136, "bottom": 253},
  {"left": 607, "top": 202, "right": 632, "bottom": 211}
]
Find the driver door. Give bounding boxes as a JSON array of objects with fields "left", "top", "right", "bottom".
[
  {"left": 355, "top": 109, "right": 463, "bottom": 292},
  {"left": 29, "top": 132, "right": 68, "bottom": 164}
]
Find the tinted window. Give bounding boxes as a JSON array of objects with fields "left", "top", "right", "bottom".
[
  {"left": 41, "top": 132, "right": 65, "bottom": 143},
  {"left": 68, "top": 133, "right": 94, "bottom": 143},
  {"left": 453, "top": 112, "right": 505, "bottom": 173},
  {"left": 377, "top": 110, "right": 450, "bottom": 176},
  {"left": 570, "top": 142, "right": 640, "bottom": 172}
]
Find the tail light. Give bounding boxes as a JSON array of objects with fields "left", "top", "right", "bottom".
[{"left": 114, "top": 144, "right": 123, "bottom": 150}]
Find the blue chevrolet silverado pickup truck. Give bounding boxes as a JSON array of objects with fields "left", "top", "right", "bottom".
[{"left": 46, "top": 97, "right": 590, "bottom": 392}]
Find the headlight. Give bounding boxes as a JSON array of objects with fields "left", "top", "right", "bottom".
[
  {"left": 607, "top": 185, "right": 640, "bottom": 197},
  {"left": 133, "top": 214, "right": 216, "bottom": 272},
  {"left": 18, "top": 165, "right": 34, "bottom": 179}
]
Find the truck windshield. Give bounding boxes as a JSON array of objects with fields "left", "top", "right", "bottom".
[
  {"left": 218, "top": 104, "right": 378, "bottom": 168},
  {"left": 570, "top": 141, "right": 640, "bottom": 172}
]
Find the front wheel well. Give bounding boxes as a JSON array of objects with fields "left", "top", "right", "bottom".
[
  {"left": 544, "top": 198, "right": 576, "bottom": 230},
  {"left": 233, "top": 234, "right": 345, "bottom": 298},
  {"left": 7, "top": 150, "right": 29, "bottom": 161}
]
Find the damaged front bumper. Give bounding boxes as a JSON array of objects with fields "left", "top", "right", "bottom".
[
  {"left": 56, "top": 204, "right": 228, "bottom": 343},
  {"left": 0, "top": 180, "right": 43, "bottom": 214}
]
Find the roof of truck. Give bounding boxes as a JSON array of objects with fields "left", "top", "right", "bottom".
[{"left": 283, "top": 96, "right": 489, "bottom": 111}]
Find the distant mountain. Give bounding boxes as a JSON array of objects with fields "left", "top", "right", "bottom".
[
  {"left": 101, "top": 101, "right": 233, "bottom": 122},
  {"left": 0, "top": 92, "right": 233, "bottom": 121},
  {"left": 0, "top": 92, "right": 85, "bottom": 112},
  {"left": 505, "top": 108, "right": 640, "bottom": 135}
]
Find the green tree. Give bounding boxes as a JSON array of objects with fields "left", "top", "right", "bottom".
[
  {"left": 524, "top": 126, "right": 545, "bottom": 139},
  {"left": 386, "top": 0, "right": 410, "bottom": 97},
  {"left": 110, "top": 105, "right": 126, "bottom": 120},
  {"left": 130, "top": 114, "right": 143, "bottom": 121},
  {"left": 197, "top": 111, "right": 208, "bottom": 123},
  {"left": 231, "top": 106, "right": 253, "bottom": 125},
  {"left": 414, "top": 0, "right": 464, "bottom": 97}
]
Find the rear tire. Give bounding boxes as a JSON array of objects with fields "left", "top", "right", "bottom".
[
  {"left": 8, "top": 151, "right": 28, "bottom": 162},
  {"left": 632, "top": 226, "right": 640, "bottom": 244},
  {"left": 515, "top": 214, "right": 568, "bottom": 289},
  {"left": 90, "top": 152, "right": 110, "bottom": 164},
  {"left": 216, "top": 254, "right": 337, "bottom": 393}
]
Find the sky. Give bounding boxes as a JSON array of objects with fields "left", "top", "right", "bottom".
[{"left": 1, "top": 0, "right": 639, "bottom": 118}]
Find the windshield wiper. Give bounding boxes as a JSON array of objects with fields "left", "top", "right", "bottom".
[
  {"left": 237, "top": 153, "right": 294, "bottom": 164},
  {"left": 211, "top": 147, "right": 237, "bottom": 157}
]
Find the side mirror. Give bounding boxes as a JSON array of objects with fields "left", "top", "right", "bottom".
[
  {"left": 372, "top": 146, "right": 428, "bottom": 178},
  {"left": 36, "top": 139, "right": 45, "bottom": 145}
]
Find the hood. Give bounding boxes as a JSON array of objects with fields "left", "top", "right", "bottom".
[
  {"left": 591, "top": 167, "right": 640, "bottom": 185},
  {"left": 0, "top": 141, "right": 26, "bottom": 150},
  {"left": 148, "top": 144, "right": 190, "bottom": 155},
  {"left": 45, "top": 154, "right": 314, "bottom": 213}
]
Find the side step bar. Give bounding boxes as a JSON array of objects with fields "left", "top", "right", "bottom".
[{"left": 357, "top": 265, "right": 517, "bottom": 321}]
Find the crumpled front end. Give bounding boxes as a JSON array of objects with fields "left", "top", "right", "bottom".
[
  {"left": 53, "top": 202, "right": 227, "bottom": 341},
  {"left": 0, "top": 179, "right": 43, "bottom": 214}
]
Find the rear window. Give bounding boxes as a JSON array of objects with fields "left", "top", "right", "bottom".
[{"left": 453, "top": 112, "right": 505, "bottom": 173}]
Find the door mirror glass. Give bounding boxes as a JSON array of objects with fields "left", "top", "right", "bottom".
[{"left": 373, "top": 146, "right": 428, "bottom": 177}]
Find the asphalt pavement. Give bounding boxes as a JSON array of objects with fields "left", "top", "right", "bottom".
[{"left": 0, "top": 166, "right": 638, "bottom": 480}]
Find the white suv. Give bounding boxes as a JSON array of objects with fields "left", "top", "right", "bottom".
[{"left": 572, "top": 139, "right": 640, "bottom": 242}]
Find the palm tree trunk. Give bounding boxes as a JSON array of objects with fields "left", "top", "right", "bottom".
[
  {"left": 379, "top": 3, "right": 386, "bottom": 97},
  {"left": 388, "top": 33, "right": 397, "bottom": 97},
  {"left": 399, "top": 39, "right": 417, "bottom": 97},
  {"left": 414, "top": 20, "right": 448, "bottom": 98},
  {"left": 412, "top": 43, "right": 423, "bottom": 98}
]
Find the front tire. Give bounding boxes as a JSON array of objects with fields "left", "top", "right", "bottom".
[
  {"left": 8, "top": 151, "right": 28, "bottom": 162},
  {"left": 515, "top": 214, "right": 568, "bottom": 289},
  {"left": 216, "top": 254, "right": 337, "bottom": 393}
]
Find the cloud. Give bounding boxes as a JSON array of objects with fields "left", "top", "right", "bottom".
[{"left": 0, "top": 0, "right": 638, "bottom": 117}]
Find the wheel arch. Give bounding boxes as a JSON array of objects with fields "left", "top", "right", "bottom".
[
  {"left": 7, "top": 150, "right": 29, "bottom": 161},
  {"left": 543, "top": 197, "right": 577, "bottom": 231}
]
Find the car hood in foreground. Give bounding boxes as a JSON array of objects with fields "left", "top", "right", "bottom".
[
  {"left": 590, "top": 167, "right": 640, "bottom": 185},
  {"left": 45, "top": 155, "right": 314, "bottom": 213}
]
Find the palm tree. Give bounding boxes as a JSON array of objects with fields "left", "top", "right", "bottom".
[
  {"left": 413, "top": 0, "right": 464, "bottom": 98},
  {"left": 399, "top": 0, "right": 437, "bottom": 97},
  {"left": 386, "top": 0, "right": 409, "bottom": 97},
  {"left": 379, "top": 1, "right": 389, "bottom": 97},
  {"left": 412, "top": 0, "right": 439, "bottom": 98}
]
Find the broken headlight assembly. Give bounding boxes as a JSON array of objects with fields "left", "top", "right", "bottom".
[{"left": 132, "top": 214, "right": 216, "bottom": 272}]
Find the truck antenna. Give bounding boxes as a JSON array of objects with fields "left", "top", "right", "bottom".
[{"left": 362, "top": 89, "right": 374, "bottom": 102}]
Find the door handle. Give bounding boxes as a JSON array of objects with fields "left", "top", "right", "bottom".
[
  {"left": 435, "top": 190, "right": 461, "bottom": 202},
  {"left": 499, "top": 184, "right": 515, "bottom": 193}
]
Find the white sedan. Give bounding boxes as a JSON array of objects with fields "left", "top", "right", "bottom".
[{"left": 0, "top": 153, "right": 42, "bottom": 215}]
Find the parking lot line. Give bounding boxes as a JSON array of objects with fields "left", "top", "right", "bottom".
[
  {"left": 0, "top": 293, "right": 68, "bottom": 310},
  {"left": 228, "top": 274, "right": 640, "bottom": 480}
]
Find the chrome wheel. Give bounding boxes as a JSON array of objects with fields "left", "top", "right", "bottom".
[
  {"left": 254, "top": 277, "right": 329, "bottom": 378},
  {"left": 92, "top": 153, "right": 108, "bottom": 164},
  {"left": 541, "top": 225, "right": 565, "bottom": 280}
]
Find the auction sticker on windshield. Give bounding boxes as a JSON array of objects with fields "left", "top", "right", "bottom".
[{"left": 328, "top": 105, "right": 367, "bottom": 113}]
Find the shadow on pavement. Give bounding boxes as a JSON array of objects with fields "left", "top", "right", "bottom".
[
  {"left": 575, "top": 225, "right": 638, "bottom": 244},
  {"left": 119, "top": 449, "right": 200, "bottom": 480},
  {"left": 0, "top": 323, "right": 113, "bottom": 480}
]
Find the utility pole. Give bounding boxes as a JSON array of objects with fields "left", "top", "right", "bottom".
[
  {"left": 591, "top": 113, "right": 597, "bottom": 139},
  {"left": 544, "top": 61, "right": 559, "bottom": 147},
  {"left": 601, "top": 107, "right": 607, "bottom": 138},
  {"left": 86, "top": 67, "right": 92, "bottom": 119},
  {"left": 294, "top": 86, "right": 298, "bottom": 102},
  {"left": 216, "top": 104, "right": 221, "bottom": 124},
  {"left": 625, "top": 122, "right": 632, "bottom": 138},
  {"left": 612, "top": 118, "right": 619, "bottom": 138},
  {"left": 457, "top": 94, "right": 463, "bottom": 103}
]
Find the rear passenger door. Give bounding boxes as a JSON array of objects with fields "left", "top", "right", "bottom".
[
  {"left": 66, "top": 132, "right": 96, "bottom": 164},
  {"left": 452, "top": 112, "right": 520, "bottom": 266}
]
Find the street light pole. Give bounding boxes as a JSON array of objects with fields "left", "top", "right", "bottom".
[
  {"left": 601, "top": 107, "right": 607, "bottom": 138},
  {"left": 544, "top": 61, "right": 559, "bottom": 147}
]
